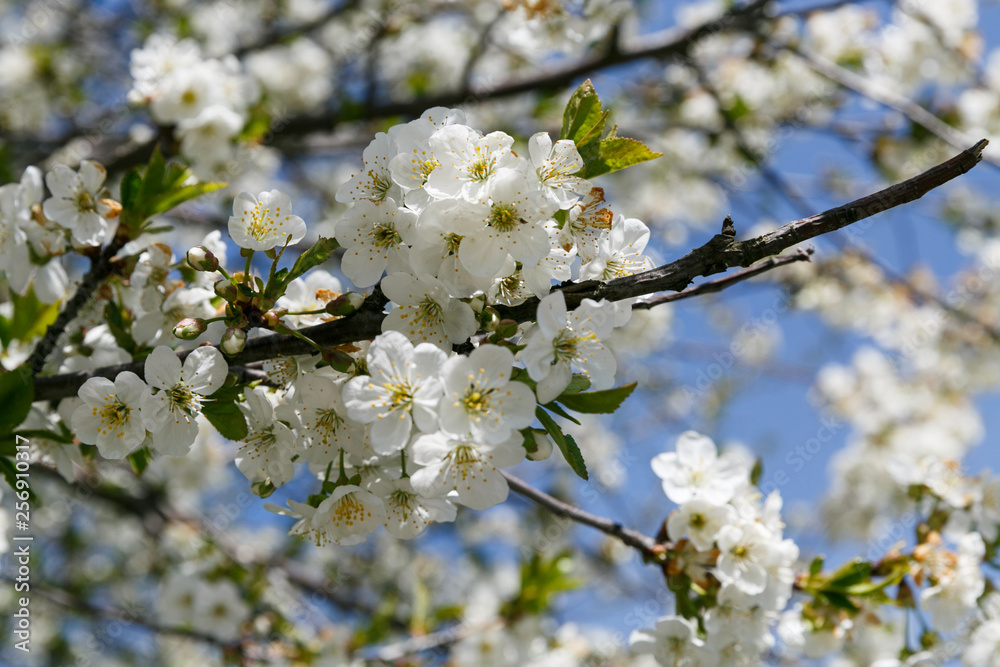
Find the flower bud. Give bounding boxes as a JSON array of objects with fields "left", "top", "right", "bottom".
[
  {"left": 187, "top": 245, "right": 220, "bottom": 271},
  {"left": 214, "top": 278, "right": 238, "bottom": 301},
  {"left": 325, "top": 292, "right": 365, "bottom": 316},
  {"left": 322, "top": 348, "right": 355, "bottom": 373},
  {"left": 263, "top": 308, "right": 287, "bottom": 328},
  {"left": 173, "top": 317, "right": 207, "bottom": 340},
  {"left": 221, "top": 327, "right": 247, "bottom": 356},
  {"left": 481, "top": 306, "right": 501, "bottom": 332},
  {"left": 525, "top": 429, "right": 553, "bottom": 461},
  {"left": 495, "top": 319, "right": 519, "bottom": 339}
]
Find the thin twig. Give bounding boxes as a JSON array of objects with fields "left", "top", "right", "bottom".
[
  {"left": 633, "top": 248, "right": 813, "bottom": 309},
  {"left": 502, "top": 472, "right": 661, "bottom": 558},
  {"left": 790, "top": 45, "right": 1000, "bottom": 170}
]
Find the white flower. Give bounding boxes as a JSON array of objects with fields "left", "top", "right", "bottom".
[
  {"left": 276, "top": 269, "right": 343, "bottom": 328},
  {"left": 714, "top": 520, "right": 778, "bottom": 595},
  {"left": 921, "top": 532, "right": 985, "bottom": 633},
  {"left": 141, "top": 346, "right": 228, "bottom": 456},
  {"left": 266, "top": 498, "right": 333, "bottom": 546},
  {"left": 438, "top": 344, "right": 535, "bottom": 444},
  {"left": 456, "top": 169, "right": 557, "bottom": 279},
  {"left": 651, "top": 431, "right": 749, "bottom": 505},
  {"left": 527, "top": 131, "right": 587, "bottom": 206},
  {"left": 560, "top": 186, "right": 613, "bottom": 263},
  {"left": 410, "top": 431, "right": 525, "bottom": 510},
  {"left": 177, "top": 104, "right": 244, "bottom": 167},
  {"left": 156, "top": 573, "right": 205, "bottom": 628},
  {"left": 964, "top": 618, "right": 1000, "bottom": 667},
  {"left": 72, "top": 372, "right": 149, "bottom": 459},
  {"left": 579, "top": 215, "right": 656, "bottom": 281},
  {"left": 335, "top": 198, "right": 416, "bottom": 288},
  {"left": 380, "top": 272, "right": 477, "bottom": 351},
  {"left": 667, "top": 498, "right": 737, "bottom": 551},
  {"left": 520, "top": 290, "right": 617, "bottom": 403},
  {"left": 280, "top": 374, "right": 364, "bottom": 464},
  {"left": 317, "top": 484, "right": 387, "bottom": 546},
  {"left": 342, "top": 331, "right": 445, "bottom": 454},
  {"left": 227, "top": 189, "right": 306, "bottom": 251},
  {"left": 235, "top": 387, "right": 296, "bottom": 488},
  {"left": 387, "top": 106, "right": 466, "bottom": 210},
  {"left": 409, "top": 199, "right": 494, "bottom": 297},
  {"left": 629, "top": 615, "right": 717, "bottom": 667},
  {"left": 382, "top": 477, "right": 457, "bottom": 539},
  {"left": 42, "top": 161, "right": 116, "bottom": 246},
  {"left": 336, "top": 132, "right": 401, "bottom": 203},
  {"left": 0, "top": 182, "right": 32, "bottom": 296},
  {"left": 195, "top": 579, "right": 251, "bottom": 642},
  {"left": 423, "top": 125, "right": 519, "bottom": 201},
  {"left": 972, "top": 474, "right": 1000, "bottom": 542}
]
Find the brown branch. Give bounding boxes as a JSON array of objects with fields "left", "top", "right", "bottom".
[
  {"left": 31, "top": 139, "right": 987, "bottom": 403},
  {"left": 502, "top": 472, "right": 661, "bottom": 558},
  {"left": 633, "top": 248, "right": 813, "bottom": 309},
  {"left": 26, "top": 238, "right": 127, "bottom": 375}
]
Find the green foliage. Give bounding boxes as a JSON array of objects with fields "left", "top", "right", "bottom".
[
  {"left": 559, "top": 79, "right": 662, "bottom": 178},
  {"left": 0, "top": 288, "right": 60, "bottom": 346},
  {"left": 502, "top": 552, "right": 581, "bottom": 619},
  {"left": 127, "top": 446, "right": 154, "bottom": 475},
  {"left": 0, "top": 365, "right": 34, "bottom": 437},
  {"left": 555, "top": 381, "right": 637, "bottom": 414},
  {"left": 266, "top": 236, "right": 340, "bottom": 299},
  {"left": 119, "top": 146, "right": 226, "bottom": 233},
  {"left": 535, "top": 407, "right": 588, "bottom": 480},
  {"left": 201, "top": 384, "right": 249, "bottom": 441}
]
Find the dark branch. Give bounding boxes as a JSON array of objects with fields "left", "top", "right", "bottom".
[
  {"left": 31, "top": 139, "right": 987, "bottom": 403},
  {"left": 503, "top": 472, "right": 661, "bottom": 558}
]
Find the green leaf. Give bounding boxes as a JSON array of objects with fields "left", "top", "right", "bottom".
[
  {"left": 556, "top": 382, "right": 637, "bottom": 414},
  {"left": 540, "top": 401, "right": 581, "bottom": 425},
  {"left": 202, "top": 399, "right": 249, "bottom": 441},
  {"left": 127, "top": 447, "right": 154, "bottom": 475},
  {"left": 120, "top": 146, "right": 227, "bottom": 231},
  {"left": 560, "top": 79, "right": 605, "bottom": 145},
  {"left": 826, "top": 559, "right": 872, "bottom": 589},
  {"left": 809, "top": 556, "right": 825, "bottom": 578},
  {"left": 562, "top": 374, "right": 591, "bottom": 394},
  {"left": 0, "top": 456, "right": 36, "bottom": 500},
  {"left": 583, "top": 137, "right": 663, "bottom": 178},
  {"left": 1, "top": 289, "right": 60, "bottom": 346},
  {"left": 820, "top": 590, "right": 860, "bottom": 613},
  {"left": 535, "top": 407, "right": 588, "bottom": 480},
  {"left": 119, "top": 168, "right": 142, "bottom": 209},
  {"left": 269, "top": 236, "right": 340, "bottom": 298},
  {"left": 0, "top": 365, "right": 35, "bottom": 436},
  {"left": 149, "top": 182, "right": 227, "bottom": 219}
]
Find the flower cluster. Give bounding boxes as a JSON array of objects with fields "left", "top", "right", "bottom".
[
  {"left": 631, "top": 432, "right": 800, "bottom": 665},
  {"left": 71, "top": 346, "right": 229, "bottom": 459},
  {"left": 331, "top": 107, "right": 654, "bottom": 312},
  {"left": 129, "top": 34, "right": 259, "bottom": 177}
]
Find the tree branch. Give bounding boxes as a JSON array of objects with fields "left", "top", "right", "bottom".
[
  {"left": 502, "top": 472, "right": 661, "bottom": 558},
  {"left": 790, "top": 45, "right": 1000, "bottom": 170},
  {"left": 633, "top": 247, "right": 813, "bottom": 309},
  {"left": 31, "top": 139, "right": 987, "bottom": 403}
]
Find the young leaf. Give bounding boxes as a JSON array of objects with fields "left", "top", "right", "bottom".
[
  {"left": 535, "top": 407, "right": 588, "bottom": 480},
  {"left": 556, "top": 382, "right": 637, "bottom": 414},
  {"left": 203, "top": 402, "right": 249, "bottom": 441},
  {"left": 560, "top": 79, "right": 604, "bottom": 144},
  {"left": 583, "top": 137, "right": 663, "bottom": 178},
  {"left": 0, "top": 365, "right": 35, "bottom": 436},
  {"left": 268, "top": 236, "right": 340, "bottom": 297},
  {"left": 127, "top": 446, "right": 154, "bottom": 475}
]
